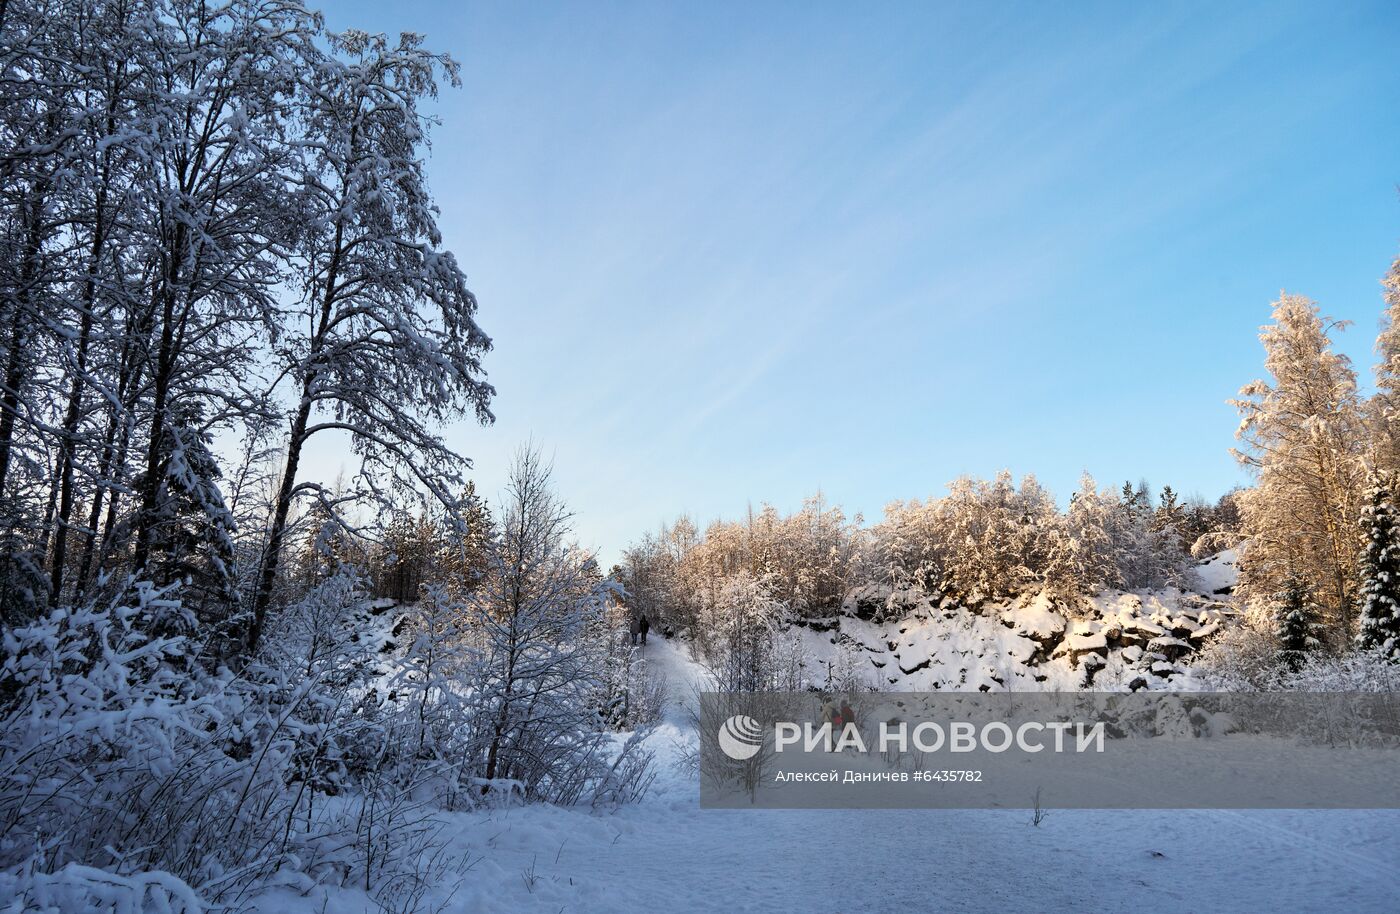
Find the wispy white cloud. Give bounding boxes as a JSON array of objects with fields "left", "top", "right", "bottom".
[{"left": 306, "top": 0, "right": 1400, "bottom": 562}]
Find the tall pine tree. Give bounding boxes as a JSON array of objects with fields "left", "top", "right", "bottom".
[{"left": 1357, "top": 472, "right": 1400, "bottom": 660}]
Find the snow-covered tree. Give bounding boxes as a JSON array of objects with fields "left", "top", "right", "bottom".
[
  {"left": 1121, "top": 479, "right": 1151, "bottom": 516},
  {"left": 715, "top": 493, "right": 862, "bottom": 618},
  {"left": 1357, "top": 472, "right": 1400, "bottom": 660},
  {"left": 468, "top": 448, "right": 644, "bottom": 804},
  {"left": 0, "top": 0, "right": 71, "bottom": 509},
  {"left": 1113, "top": 493, "right": 1185, "bottom": 592},
  {"left": 1044, "top": 474, "right": 1119, "bottom": 597},
  {"left": 592, "top": 580, "right": 664, "bottom": 730},
  {"left": 931, "top": 471, "right": 1058, "bottom": 603},
  {"left": 128, "top": 0, "right": 314, "bottom": 580},
  {"left": 695, "top": 571, "right": 786, "bottom": 692},
  {"left": 247, "top": 29, "right": 494, "bottom": 655},
  {"left": 1371, "top": 252, "right": 1400, "bottom": 472},
  {"left": 1154, "top": 485, "right": 1183, "bottom": 533},
  {"left": 1232, "top": 294, "right": 1366, "bottom": 638},
  {"left": 134, "top": 406, "right": 238, "bottom": 628},
  {"left": 1274, "top": 576, "right": 1324, "bottom": 671},
  {"left": 874, "top": 496, "right": 948, "bottom": 592},
  {"left": 1183, "top": 489, "right": 1245, "bottom": 558}
]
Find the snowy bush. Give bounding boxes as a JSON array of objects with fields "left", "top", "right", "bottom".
[
  {"left": 595, "top": 635, "right": 667, "bottom": 732},
  {"left": 1278, "top": 649, "right": 1400, "bottom": 692},
  {"left": 0, "top": 863, "right": 201, "bottom": 914},
  {"left": 1197, "top": 619, "right": 1400, "bottom": 693},
  {"left": 0, "top": 583, "right": 290, "bottom": 904},
  {"left": 0, "top": 574, "right": 496, "bottom": 909},
  {"left": 693, "top": 572, "right": 790, "bottom": 693}
]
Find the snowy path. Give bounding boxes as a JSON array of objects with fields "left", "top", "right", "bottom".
[{"left": 264, "top": 637, "right": 1400, "bottom": 914}]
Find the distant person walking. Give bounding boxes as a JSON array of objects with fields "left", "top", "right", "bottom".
[
  {"left": 638, "top": 614, "right": 651, "bottom": 645},
  {"left": 838, "top": 700, "right": 856, "bottom": 751},
  {"left": 629, "top": 615, "right": 641, "bottom": 646}
]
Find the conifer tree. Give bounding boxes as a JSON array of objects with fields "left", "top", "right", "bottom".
[
  {"left": 1275, "top": 576, "right": 1324, "bottom": 671},
  {"left": 1154, "top": 485, "right": 1183, "bottom": 532},
  {"left": 1357, "top": 472, "right": 1400, "bottom": 661}
]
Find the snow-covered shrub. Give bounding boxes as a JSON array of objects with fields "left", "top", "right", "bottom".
[
  {"left": 461, "top": 449, "right": 655, "bottom": 806},
  {"left": 391, "top": 583, "right": 477, "bottom": 757},
  {"left": 1197, "top": 616, "right": 1400, "bottom": 692},
  {"left": 1186, "top": 622, "right": 1279, "bottom": 690},
  {"left": 257, "top": 569, "right": 387, "bottom": 795},
  {"left": 824, "top": 636, "right": 875, "bottom": 693},
  {"left": 256, "top": 570, "right": 489, "bottom": 892},
  {"left": 694, "top": 572, "right": 787, "bottom": 693},
  {"left": 0, "top": 862, "right": 201, "bottom": 914},
  {"left": 688, "top": 573, "right": 809, "bottom": 799},
  {"left": 0, "top": 573, "right": 487, "bottom": 909},
  {"left": 0, "top": 582, "right": 291, "bottom": 904},
  {"left": 592, "top": 729, "right": 658, "bottom": 806},
  {"left": 1, "top": 583, "right": 185, "bottom": 855},
  {"left": 1278, "top": 649, "right": 1400, "bottom": 692}
]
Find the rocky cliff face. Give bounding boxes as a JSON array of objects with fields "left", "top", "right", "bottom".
[{"left": 788, "top": 552, "right": 1239, "bottom": 691}]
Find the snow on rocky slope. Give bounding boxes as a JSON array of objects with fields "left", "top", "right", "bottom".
[{"left": 789, "top": 552, "right": 1240, "bottom": 692}]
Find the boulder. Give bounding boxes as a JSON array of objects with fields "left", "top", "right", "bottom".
[
  {"left": 1065, "top": 630, "right": 1108, "bottom": 666},
  {"left": 1188, "top": 621, "right": 1221, "bottom": 641},
  {"left": 1146, "top": 636, "right": 1192, "bottom": 662}
]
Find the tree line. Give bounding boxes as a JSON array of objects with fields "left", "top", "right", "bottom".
[
  {"left": 0, "top": 3, "right": 657, "bottom": 907},
  {"left": 618, "top": 481, "right": 1240, "bottom": 633}
]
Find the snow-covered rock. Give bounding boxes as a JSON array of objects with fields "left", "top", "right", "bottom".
[
  {"left": 1001, "top": 592, "right": 1067, "bottom": 642},
  {"left": 793, "top": 553, "right": 1241, "bottom": 691},
  {"left": 1194, "top": 548, "right": 1239, "bottom": 595}
]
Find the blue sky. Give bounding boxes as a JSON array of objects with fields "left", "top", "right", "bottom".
[{"left": 308, "top": 1, "right": 1400, "bottom": 564}]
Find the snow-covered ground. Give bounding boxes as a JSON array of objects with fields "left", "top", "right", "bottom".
[{"left": 256, "top": 634, "right": 1400, "bottom": 914}]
